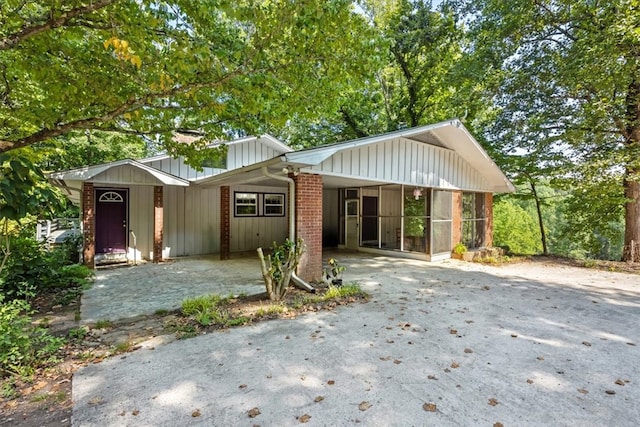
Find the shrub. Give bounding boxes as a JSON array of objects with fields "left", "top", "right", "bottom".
[
  {"left": 0, "top": 231, "right": 93, "bottom": 301},
  {"left": 0, "top": 296, "right": 65, "bottom": 378},
  {"left": 257, "top": 238, "right": 305, "bottom": 301}
]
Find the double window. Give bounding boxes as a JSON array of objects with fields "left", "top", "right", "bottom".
[{"left": 234, "top": 192, "right": 285, "bottom": 217}]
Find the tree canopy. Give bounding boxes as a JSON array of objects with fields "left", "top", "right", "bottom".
[{"left": 0, "top": 0, "right": 379, "bottom": 164}]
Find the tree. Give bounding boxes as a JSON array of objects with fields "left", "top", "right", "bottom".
[
  {"left": 460, "top": 0, "right": 640, "bottom": 261},
  {"left": 0, "top": 0, "right": 378, "bottom": 165}
]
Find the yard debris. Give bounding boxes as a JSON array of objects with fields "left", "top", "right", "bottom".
[
  {"left": 605, "top": 390, "right": 617, "bottom": 395},
  {"left": 247, "top": 407, "right": 261, "bottom": 418},
  {"left": 327, "top": 380, "right": 335, "bottom": 385},
  {"left": 488, "top": 398, "right": 499, "bottom": 406},
  {"left": 358, "top": 401, "right": 372, "bottom": 411},
  {"left": 614, "top": 379, "right": 627, "bottom": 386},
  {"left": 297, "top": 414, "right": 311, "bottom": 423},
  {"left": 464, "top": 348, "right": 473, "bottom": 354},
  {"left": 578, "top": 388, "right": 589, "bottom": 394},
  {"left": 191, "top": 409, "right": 201, "bottom": 417},
  {"left": 314, "top": 396, "right": 324, "bottom": 403},
  {"left": 451, "top": 362, "right": 460, "bottom": 369},
  {"left": 582, "top": 341, "right": 592, "bottom": 347},
  {"left": 423, "top": 402, "right": 437, "bottom": 412}
]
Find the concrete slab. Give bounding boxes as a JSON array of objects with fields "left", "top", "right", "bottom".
[
  {"left": 73, "top": 254, "right": 640, "bottom": 426},
  {"left": 82, "top": 255, "right": 265, "bottom": 323}
]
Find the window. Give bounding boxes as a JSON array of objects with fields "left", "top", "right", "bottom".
[
  {"left": 462, "top": 192, "right": 485, "bottom": 249},
  {"left": 264, "top": 194, "right": 285, "bottom": 216},
  {"left": 234, "top": 192, "right": 286, "bottom": 217},
  {"left": 235, "top": 193, "right": 257, "bottom": 216}
]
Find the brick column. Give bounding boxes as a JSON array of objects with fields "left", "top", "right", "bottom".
[
  {"left": 294, "top": 173, "right": 323, "bottom": 282},
  {"left": 153, "top": 186, "right": 163, "bottom": 263},
  {"left": 484, "top": 193, "right": 494, "bottom": 247},
  {"left": 220, "top": 186, "right": 230, "bottom": 260},
  {"left": 82, "top": 182, "right": 95, "bottom": 269},
  {"left": 451, "top": 190, "right": 463, "bottom": 247}
]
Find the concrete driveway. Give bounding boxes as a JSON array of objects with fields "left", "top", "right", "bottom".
[{"left": 73, "top": 253, "right": 640, "bottom": 426}]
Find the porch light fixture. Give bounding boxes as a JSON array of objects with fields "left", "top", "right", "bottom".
[{"left": 413, "top": 187, "right": 423, "bottom": 200}]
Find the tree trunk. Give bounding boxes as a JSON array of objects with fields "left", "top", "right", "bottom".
[
  {"left": 622, "top": 171, "right": 640, "bottom": 262},
  {"left": 621, "top": 75, "right": 640, "bottom": 262},
  {"left": 529, "top": 180, "right": 548, "bottom": 255}
]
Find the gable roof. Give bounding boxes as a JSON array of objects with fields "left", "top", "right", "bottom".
[
  {"left": 49, "top": 158, "right": 190, "bottom": 187},
  {"left": 197, "top": 120, "right": 515, "bottom": 193}
]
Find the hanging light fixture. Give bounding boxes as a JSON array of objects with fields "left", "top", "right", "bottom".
[{"left": 413, "top": 187, "right": 422, "bottom": 200}]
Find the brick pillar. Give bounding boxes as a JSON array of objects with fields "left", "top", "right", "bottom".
[
  {"left": 153, "top": 186, "right": 163, "bottom": 263},
  {"left": 451, "top": 190, "right": 463, "bottom": 247},
  {"left": 294, "top": 173, "right": 323, "bottom": 282},
  {"left": 220, "top": 186, "right": 230, "bottom": 260},
  {"left": 485, "top": 193, "right": 494, "bottom": 247},
  {"left": 82, "top": 182, "right": 95, "bottom": 269}
]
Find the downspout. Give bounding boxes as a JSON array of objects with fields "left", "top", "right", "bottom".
[{"left": 260, "top": 166, "right": 315, "bottom": 293}]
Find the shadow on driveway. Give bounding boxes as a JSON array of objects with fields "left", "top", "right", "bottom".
[{"left": 73, "top": 254, "right": 640, "bottom": 426}]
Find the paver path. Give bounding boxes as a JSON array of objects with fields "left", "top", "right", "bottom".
[{"left": 82, "top": 256, "right": 265, "bottom": 323}]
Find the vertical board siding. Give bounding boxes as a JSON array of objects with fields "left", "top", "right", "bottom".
[
  {"left": 229, "top": 185, "right": 288, "bottom": 252},
  {"left": 144, "top": 138, "right": 286, "bottom": 180},
  {"left": 162, "top": 186, "right": 220, "bottom": 257},
  {"left": 128, "top": 186, "right": 153, "bottom": 260},
  {"left": 312, "top": 138, "right": 493, "bottom": 191}
]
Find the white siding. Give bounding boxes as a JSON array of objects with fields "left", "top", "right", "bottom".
[
  {"left": 229, "top": 185, "right": 288, "bottom": 252},
  {"left": 143, "top": 139, "right": 285, "bottom": 180},
  {"left": 310, "top": 137, "right": 492, "bottom": 192}
]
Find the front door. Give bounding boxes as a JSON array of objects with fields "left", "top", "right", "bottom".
[
  {"left": 95, "top": 189, "right": 128, "bottom": 254},
  {"left": 345, "top": 199, "right": 359, "bottom": 250}
]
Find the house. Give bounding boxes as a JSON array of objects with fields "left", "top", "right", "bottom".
[{"left": 50, "top": 119, "right": 515, "bottom": 281}]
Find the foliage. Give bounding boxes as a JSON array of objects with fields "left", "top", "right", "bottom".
[
  {"left": 257, "top": 238, "right": 305, "bottom": 301},
  {"left": 0, "top": 295, "right": 65, "bottom": 378},
  {"left": 460, "top": 0, "right": 640, "bottom": 261},
  {"left": 323, "top": 283, "right": 365, "bottom": 300},
  {"left": 0, "top": 0, "right": 379, "bottom": 168},
  {"left": 181, "top": 294, "right": 251, "bottom": 327},
  {"left": 323, "top": 258, "right": 346, "bottom": 284},
  {"left": 453, "top": 242, "right": 468, "bottom": 255},
  {"left": 0, "top": 229, "right": 94, "bottom": 301},
  {"left": 493, "top": 198, "right": 542, "bottom": 255}
]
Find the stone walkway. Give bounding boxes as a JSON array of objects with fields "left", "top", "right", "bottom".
[{"left": 81, "top": 255, "right": 266, "bottom": 323}]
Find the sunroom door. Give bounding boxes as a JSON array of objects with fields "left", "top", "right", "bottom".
[
  {"left": 345, "top": 199, "right": 359, "bottom": 250},
  {"left": 431, "top": 190, "right": 452, "bottom": 256}
]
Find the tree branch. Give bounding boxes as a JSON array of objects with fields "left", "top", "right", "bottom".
[
  {"left": 0, "top": 70, "right": 242, "bottom": 152},
  {"left": 0, "top": 0, "right": 119, "bottom": 51}
]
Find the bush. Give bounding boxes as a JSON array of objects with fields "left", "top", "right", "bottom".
[
  {"left": 0, "top": 231, "right": 93, "bottom": 301},
  {"left": 0, "top": 296, "right": 65, "bottom": 378}
]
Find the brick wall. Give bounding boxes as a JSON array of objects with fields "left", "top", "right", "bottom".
[
  {"left": 451, "top": 190, "right": 463, "bottom": 247},
  {"left": 82, "top": 182, "right": 95, "bottom": 268},
  {"left": 153, "top": 186, "right": 163, "bottom": 263},
  {"left": 484, "top": 193, "right": 494, "bottom": 247},
  {"left": 294, "top": 173, "right": 323, "bottom": 282},
  {"left": 220, "top": 186, "right": 230, "bottom": 260}
]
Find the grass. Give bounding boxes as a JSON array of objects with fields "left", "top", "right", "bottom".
[
  {"left": 94, "top": 319, "right": 113, "bottom": 329},
  {"left": 174, "top": 284, "right": 368, "bottom": 339}
]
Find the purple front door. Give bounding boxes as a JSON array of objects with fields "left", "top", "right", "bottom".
[{"left": 95, "top": 189, "right": 128, "bottom": 254}]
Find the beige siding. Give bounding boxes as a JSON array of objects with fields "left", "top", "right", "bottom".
[
  {"left": 163, "top": 186, "right": 220, "bottom": 257},
  {"left": 310, "top": 137, "right": 492, "bottom": 192},
  {"left": 92, "top": 165, "right": 162, "bottom": 186},
  {"left": 128, "top": 186, "right": 154, "bottom": 259},
  {"left": 229, "top": 185, "right": 288, "bottom": 252}
]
